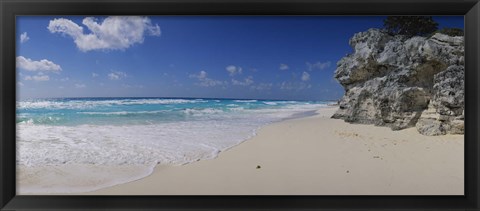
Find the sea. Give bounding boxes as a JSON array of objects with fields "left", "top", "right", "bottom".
[{"left": 16, "top": 97, "right": 331, "bottom": 192}]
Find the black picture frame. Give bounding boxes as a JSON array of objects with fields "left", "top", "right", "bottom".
[{"left": 1, "top": 0, "right": 479, "bottom": 210}]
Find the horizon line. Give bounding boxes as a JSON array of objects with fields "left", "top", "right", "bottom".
[{"left": 16, "top": 96, "right": 341, "bottom": 102}]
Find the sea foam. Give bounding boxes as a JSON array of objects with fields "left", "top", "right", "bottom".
[{"left": 17, "top": 98, "right": 329, "bottom": 167}]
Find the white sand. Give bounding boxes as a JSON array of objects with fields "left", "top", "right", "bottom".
[
  {"left": 17, "top": 164, "right": 154, "bottom": 194},
  {"left": 18, "top": 106, "right": 464, "bottom": 195}
]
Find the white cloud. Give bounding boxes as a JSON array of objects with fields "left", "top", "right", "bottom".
[
  {"left": 250, "top": 83, "right": 273, "bottom": 91},
  {"left": 48, "top": 16, "right": 161, "bottom": 52},
  {"left": 226, "top": 65, "right": 242, "bottom": 76},
  {"left": 59, "top": 77, "right": 69, "bottom": 82},
  {"left": 189, "top": 70, "right": 207, "bottom": 80},
  {"left": 189, "top": 71, "right": 226, "bottom": 87},
  {"left": 301, "top": 71, "right": 310, "bottom": 81},
  {"left": 16, "top": 56, "right": 62, "bottom": 72},
  {"left": 280, "top": 81, "right": 312, "bottom": 91},
  {"left": 279, "top": 64, "right": 289, "bottom": 70},
  {"left": 20, "top": 32, "right": 30, "bottom": 43},
  {"left": 75, "top": 83, "right": 86, "bottom": 88},
  {"left": 232, "top": 76, "right": 254, "bottom": 86},
  {"left": 200, "top": 78, "right": 226, "bottom": 87},
  {"left": 306, "top": 61, "right": 331, "bottom": 71},
  {"left": 108, "top": 71, "right": 127, "bottom": 80},
  {"left": 92, "top": 73, "right": 99, "bottom": 78},
  {"left": 122, "top": 84, "right": 145, "bottom": 89},
  {"left": 24, "top": 75, "right": 50, "bottom": 81},
  {"left": 17, "top": 82, "right": 24, "bottom": 86}
]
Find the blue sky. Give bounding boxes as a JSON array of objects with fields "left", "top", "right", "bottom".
[{"left": 16, "top": 16, "right": 464, "bottom": 101}]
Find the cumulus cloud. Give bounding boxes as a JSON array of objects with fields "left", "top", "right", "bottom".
[
  {"left": 189, "top": 71, "right": 226, "bottom": 87},
  {"left": 48, "top": 16, "right": 161, "bottom": 52},
  {"left": 226, "top": 65, "right": 242, "bottom": 76},
  {"left": 306, "top": 61, "right": 331, "bottom": 71},
  {"left": 108, "top": 71, "right": 127, "bottom": 80},
  {"left": 17, "top": 82, "right": 24, "bottom": 86},
  {"left": 280, "top": 81, "right": 312, "bottom": 91},
  {"left": 75, "top": 83, "right": 86, "bottom": 88},
  {"left": 279, "top": 64, "right": 289, "bottom": 70},
  {"left": 20, "top": 32, "right": 30, "bottom": 43},
  {"left": 189, "top": 70, "right": 207, "bottom": 80},
  {"left": 24, "top": 75, "right": 50, "bottom": 81},
  {"left": 232, "top": 76, "right": 254, "bottom": 86},
  {"left": 301, "top": 71, "right": 310, "bottom": 81},
  {"left": 16, "top": 56, "right": 62, "bottom": 72},
  {"left": 92, "top": 73, "right": 99, "bottom": 78}
]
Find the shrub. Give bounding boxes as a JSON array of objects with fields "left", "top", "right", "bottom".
[{"left": 383, "top": 16, "right": 438, "bottom": 38}]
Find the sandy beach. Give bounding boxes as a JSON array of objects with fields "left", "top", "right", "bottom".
[
  {"left": 53, "top": 106, "right": 463, "bottom": 195},
  {"left": 18, "top": 106, "right": 464, "bottom": 195}
]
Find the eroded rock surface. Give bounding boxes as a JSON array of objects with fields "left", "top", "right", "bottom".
[{"left": 332, "top": 29, "right": 464, "bottom": 135}]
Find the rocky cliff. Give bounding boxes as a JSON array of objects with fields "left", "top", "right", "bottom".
[{"left": 332, "top": 29, "right": 464, "bottom": 136}]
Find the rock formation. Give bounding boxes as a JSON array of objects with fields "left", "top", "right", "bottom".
[{"left": 332, "top": 28, "right": 464, "bottom": 135}]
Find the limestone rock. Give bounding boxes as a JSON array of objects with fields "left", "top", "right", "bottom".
[
  {"left": 332, "top": 29, "right": 464, "bottom": 135},
  {"left": 416, "top": 65, "right": 464, "bottom": 135}
]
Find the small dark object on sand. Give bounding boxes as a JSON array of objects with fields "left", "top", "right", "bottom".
[
  {"left": 346, "top": 170, "right": 350, "bottom": 173},
  {"left": 256, "top": 165, "right": 261, "bottom": 169}
]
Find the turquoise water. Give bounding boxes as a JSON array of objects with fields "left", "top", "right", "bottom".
[
  {"left": 17, "top": 97, "right": 330, "bottom": 167},
  {"left": 17, "top": 98, "right": 325, "bottom": 126}
]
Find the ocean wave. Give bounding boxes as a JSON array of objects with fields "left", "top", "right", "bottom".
[
  {"left": 233, "top": 100, "right": 258, "bottom": 103},
  {"left": 228, "top": 107, "right": 245, "bottom": 111},
  {"left": 17, "top": 118, "right": 35, "bottom": 125},
  {"left": 77, "top": 110, "right": 168, "bottom": 115},
  {"left": 183, "top": 108, "right": 224, "bottom": 115},
  {"left": 17, "top": 116, "right": 62, "bottom": 125},
  {"left": 275, "top": 101, "right": 298, "bottom": 104},
  {"left": 263, "top": 101, "right": 278, "bottom": 105},
  {"left": 17, "top": 99, "right": 206, "bottom": 110}
]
